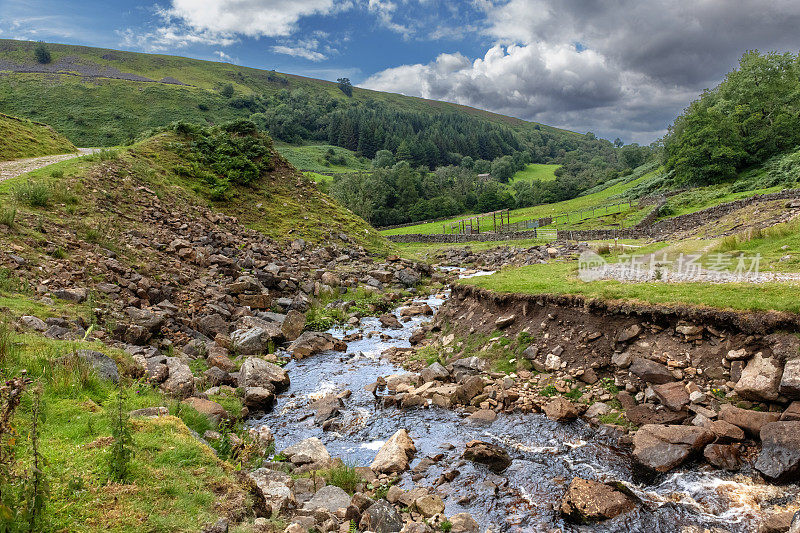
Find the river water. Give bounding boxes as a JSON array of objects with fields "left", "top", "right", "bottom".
[{"left": 254, "top": 272, "right": 795, "bottom": 532}]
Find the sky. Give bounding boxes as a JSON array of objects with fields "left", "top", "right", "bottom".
[{"left": 1, "top": 0, "right": 799, "bottom": 144}]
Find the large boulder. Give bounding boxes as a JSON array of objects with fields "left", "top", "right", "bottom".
[
  {"left": 560, "top": 477, "right": 636, "bottom": 522},
  {"left": 735, "top": 352, "right": 782, "bottom": 402},
  {"left": 244, "top": 386, "right": 275, "bottom": 411},
  {"left": 544, "top": 397, "right": 579, "bottom": 422},
  {"left": 230, "top": 321, "right": 283, "bottom": 355},
  {"left": 182, "top": 397, "right": 228, "bottom": 426},
  {"left": 288, "top": 331, "right": 339, "bottom": 359},
  {"left": 281, "top": 310, "right": 306, "bottom": 342},
  {"left": 371, "top": 429, "right": 416, "bottom": 474},
  {"left": 302, "top": 485, "right": 351, "bottom": 512},
  {"left": 703, "top": 443, "right": 744, "bottom": 471},
  {"left": 360, "top": 500, "right": 403, "bottom": 533},
  {"left": 240, "top": 357, "right": 290, "bottom": 392},
  {"left": 652, "top": 382, "right": 690, "bottom": 411},
  {"left": 632, "top": 424, "right": 714, "bottom": 473},
  {"left": 126, "top": 307, "right": 166, "bottom": 332},
  {"left": 457, "top": 375, "right": 485, "bottom": 404},
  {"left": 420, "top": 362, "right": 449, "bottom": 383},
  {"left": 248, "top": 468, "right": 295, "bottom": 517},
  {"left": 755, "top": 421, "right": 800, "bottom": 481},
  {"left": 719, "top": 404, "right": 780, "bottom": 437},
  {"left": 73, "top": 349, "right": 119, "bottom": 382},
  {"left": 462, "top": 440, "right": 511, "bottom": 473},
  {"left": 282, "top": 437, "right": 332, "bottom": 467},
  {"left": 161, "top": 357, "right": 194, "bottom": 398},
  {"left": 449, "top": 513, "right": 479, "bottom": 533},
  {"left": 629, "top": 358, "right": 674, "bottom": 384},
  {"left": 412, "top": 494, "right": 445, "bottom": 518}
]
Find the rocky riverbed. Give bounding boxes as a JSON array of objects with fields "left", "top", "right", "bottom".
[{"left": 247, "top": 270, "right": 800, "bottom": 532}]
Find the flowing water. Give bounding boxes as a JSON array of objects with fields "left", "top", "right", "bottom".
[{"left": 254, "top": 271, "right": 796, "bottom": 532}]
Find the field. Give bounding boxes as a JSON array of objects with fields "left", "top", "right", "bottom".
[
  {"left": 276, "top": 144, "right": 369, "bottom": 174},
  {"left": 509, "top": 163, "right": 560, "bottom": 184},
  {"left": 0, "top": 113, "right": 76, "bottom": 160},
  {"left": 381, "top": 169, "right": 657, "bottom": 235}
]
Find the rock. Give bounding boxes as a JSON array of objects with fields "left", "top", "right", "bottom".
[
  {"left": 126, "top": 307, "right": 166, "bottom": 331},
  {"left": 790, "top": 512, "right": 800, "bottom": 533},
  {"left": 616, "top": 324, "right": 642, "bottom": 343},
  {"left": 309, "top": 395, "right": 343, "bottom": 424},
  {"left": 359, "top": 500, "right": 403, "bottom": 533},
  {"left": 544, "top": 353, "right": 562, "bottom": 371},
  {"left": 230, "top": 324, "right": 283, "bottom": 355},
  {"left": 248, "top": 425, "right": 275, "bottom": 452},
  {"left": 52, "top": 287, "right": 87, "bottom": 303},
  {"left": 196, "top": 314, "right": 229, "bottom": 338},
  {"left": 162, "top": 357, "right": 194, "bottom": 398},
  {"left": 413, "top": 494, "right": 445, "bottom": 517},
  {"left": 735, "top": 352, "right": 782, "bottom": 402},
  {"left": 652, "top": 382, "right": 690, "bottom": 411},
  {"left": 395, "top": 269, "right": 420, "bottom": 287},
  {"left": 495, "top": 314, "right": 515, "bottom": 329},
  {"left": 73, "top": 349, "right": 119, "bottom": 382},
  {"left": 703, "top": 443, "right": 744, "bottom": 470},
  {"left": 244, "top": 386, "right": 275, "bottom": 411},
  {"left": 379, "top": 314, "right": 403, "bottom": 329},
  {"left": 240, "top": 357, "right": 290, "bottom": 392},
  {"left": 560, "top": 477, "right": 636, "bottom": 522},
  {"left": 400, "top": 523, "right": 433, "bottom": 533},
  {"left": 782, "top": 402, "right": 800, "bottom": 421},
  {"left": 204, "top": 366, "right": 235, "bottom": 387},
  {"left": 420, "top": 362, "right": 449, "bottom": 383},
  {"left": 462, "top": 440, "right": 511, "bottom": 473},
  {"left": 202, "top": 518, "right": 229, "bottom": 533},
  {"left": 755, "top": 421, "right": 800, "bottom": 481},
  {"left": 544, "top": 397, "right": 579, "bottom": 422},
  {"left": 20, "top": 315, "right": 46, "bottom": 331},
  {"left": 400, "top": 304, "right": 433, "bottom": 317},
  {"left": 182, "top": 397, "right": 229, "bottom": 426},
  {"left": 726, "top": 348, "right": 749, "bottom": 361},
  {"left": 281, "top": 310, "right": 306, "bottom": 342},
  {"left": 457, "top": 375, "right": 485, "bottom": 404},
  {"left": 129, "top": 406, "right": 168, "bottom": 418},
  {"left": 705, "top": 420, "right": 745, "bottom": 442},
  {"left": 585, "top": 402, "right": 611, "bottom": 419},
  {"left": 282, "top": 437, "right": 332, "bottom": 467},
  {"left": 450, "top": 357, "right": 488, "bottom": 380},
  {"left": 611, "top": 351, "right": 632, "bottom": 368},
  {"left": 289, "top": 332, "right": 338, "bottom": 359},
  {"left": 302, "top": 485, "right": 351, "bottom": 512},
  {"left": 629, "top": 358, "right": 674, "bottom": 384},
  {"left": 466, "top": 409, "right": 497, "bottom": 425},
  {"left": 719, "top": 404, "right": 780, "bottom": 436},
  {"left": 248, "top": 468, "right": 295, "bottom": 517},
  {"left": 760, "top": 511, "right": 796, "bottom": 533},
  {"left": 522, "top": 345, "right": 539, "bottom": 361},
  {"left": 780, "top": 358, "right": 800, "bottom": 399},
  {"left": 449, "top": 513, "right": 479, "bottom": 533},
  {"left": 546, "top": 247, "right": 558, "bottom": 258},
  {"left": 370, "top": 429, "right": 416, "bottom": 473},
  {"left": 632, "top": 424, "right": 714, "bottom": 473}
]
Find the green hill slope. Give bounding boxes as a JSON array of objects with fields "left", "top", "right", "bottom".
[
  {"left": 0, "top": 113, "right": 76, "bottom": 160},
  {"left": 0, "top": 39, "right": 573, "bottom": 148}
]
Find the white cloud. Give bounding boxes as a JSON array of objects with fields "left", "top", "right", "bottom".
[
  {"left": 365, "top": 0, "right": 800, "bottom": 142},
  {"left": 272, "top": 39, "right": 327, "bottom": 62}
]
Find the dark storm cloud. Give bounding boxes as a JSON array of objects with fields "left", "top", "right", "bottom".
[{"left": 364, "top": 0, "right": 800, "bottom": 143}]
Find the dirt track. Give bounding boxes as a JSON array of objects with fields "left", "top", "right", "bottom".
[{"left": 0, "top": 148, "right": 95, "bottom": 183}]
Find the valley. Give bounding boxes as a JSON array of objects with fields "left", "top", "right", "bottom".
[{"left": 1, "top": 36, "right": 800, "bottom": 533}]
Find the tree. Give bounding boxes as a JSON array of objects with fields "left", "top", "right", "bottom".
[
  {"left": 337, "top": 78, "right": 353, "bottom": 97},
  {"left": 372, "top": 150, "right": 395, "bottom": 169},
  {"left": 614, "top": 137, "right": 624, "bottom": 148},
  {"left": 490, "top": 155, "right": 516, "bottom": 183},
  {"left": 34, "top": 42, "right": 51, "bottom": 64},
  {"left": 395, "top": 140, "right": 411, "bottom": 162},
  {"left": 461, "top": 156, "right": 474, "bottom": 169}
]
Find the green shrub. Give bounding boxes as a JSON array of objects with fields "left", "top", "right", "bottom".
[
  {"left": 107, "top": 391, "right": 134, "bottom": 483},
  {"left": 50, "top": 169, "right": 64, "bottom": 179},
  {"left": 12, "top": 180, "right": 51, "bottom": 208},
  {"left": 322, "top": 464, "right": 362, "bottom": 494},
  {"left": 0, "top": 206, "right": 16, "bottom": 227},
  {"left": 34, "top": 42, "right": 51, "bottom": 64}
]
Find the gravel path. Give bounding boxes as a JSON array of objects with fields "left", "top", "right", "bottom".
[{"left": 0, "top": 148, "right": 96, "bottom": 183}]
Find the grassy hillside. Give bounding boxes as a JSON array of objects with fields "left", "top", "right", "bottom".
[
  {"left": 276, "top": 144, "right": 369, "bottom": 173},
  {"left": 0, "top": 39, "right": 573, "bottom": 147},
  {"left": 0, "top": 113, "right": 76, "bottom": 160},
  {"left": 509, "top": 163, "right": 560, "bottom": 184}
]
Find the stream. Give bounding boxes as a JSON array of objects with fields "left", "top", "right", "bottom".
[{"left": 253, "top": 270, "right": 794, "bottom": 532}]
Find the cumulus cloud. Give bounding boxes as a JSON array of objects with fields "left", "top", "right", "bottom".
[
  {"left": 365, "top": 0, "right": 800, "bottom": 143},
  {"left": 272, "top": 39, "right": 328, "bottom": 62}
]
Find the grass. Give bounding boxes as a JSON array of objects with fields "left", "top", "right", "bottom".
[
  {"left": 0, "top": 39, "right": 570, "bottom": 148},
  {"left": 0, "top": 113, "right": 76, "bottom": 160},
  {"left": 509, "top": 163, "right": 560, "bottom": 184},
  {"left": 382, "top": 168, "right": 659, "bottom": 236},
  {"left": 463, "top": 261, "right": 800, "bottom": 313},
  {"left": 276, "top": 144, "right": 369, "bottom": 174}
]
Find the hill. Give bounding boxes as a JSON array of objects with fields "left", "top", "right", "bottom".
[{"left": 0, "top": 112, "right": 76, "bottom": 160}]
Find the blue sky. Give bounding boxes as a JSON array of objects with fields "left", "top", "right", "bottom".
[{"left": 2, "top": 0, "right": 800, "bottom": 143}]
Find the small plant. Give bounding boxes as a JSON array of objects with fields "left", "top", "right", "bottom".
[
  {"left": 12, "top": 180, "right": 51, "bottom": 208},
  {"left": 49, "top": 247, "right": 67, "bottom": 260},
  {"left": 599, "top": 377, "right": 620, "bottom": 394},
  {"left": 322, "top": 464, "right": 362, "bottom": 494},
  {"left": 539, "top": 384, "right": 558, "bottom": 397},
  {"left": 563, "top": 387, "right": 583, "bottom": 401},
  {"left": 107, "top": 390, "right": 134, "bottom": 483},
  {"left": 0, "top": 206, "right": 16, "bottom": 228},
  {"left": 440, "top": 519, "right": 453, "bottom": 532},
  {"left": 50, "top": 169, "right": 64, "bottom": 179}
]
